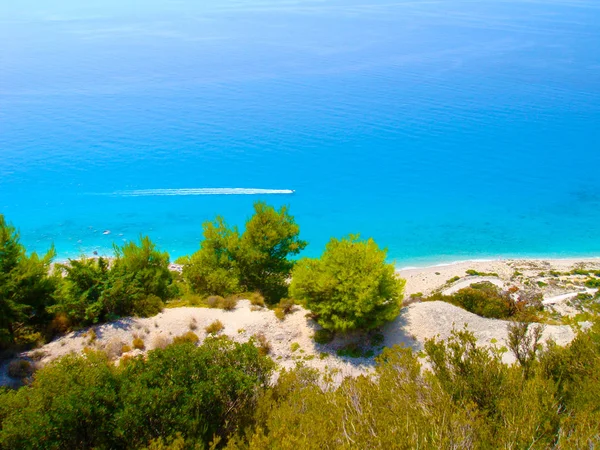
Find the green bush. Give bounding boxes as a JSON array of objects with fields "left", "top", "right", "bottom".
[
  {"left": 291, "top": 235, "right": 405, "bottom": 332},
  {"left": 313, "top": 329, "right": 334, "bottom": 345},
  {"left": 425, "top": 282, "right": 525, "bottom": 320}
]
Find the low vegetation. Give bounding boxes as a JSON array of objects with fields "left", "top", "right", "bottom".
[
  {"left": 424, "top": 281, "right": 545, "bottom": 321},
  {"left": 205, "top": 320, "right": 224, "bottom": 335},
  {"left": 0, "top": 338, "right": 273, "bottom": 449}
]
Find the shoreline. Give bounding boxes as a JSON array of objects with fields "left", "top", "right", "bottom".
[{"left": 395, "top": 256, "right": 600, "bottom": 271}]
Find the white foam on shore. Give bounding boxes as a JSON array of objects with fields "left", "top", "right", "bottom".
[{"left": 109, "top": 188, "right": 294, "bottom": 197}]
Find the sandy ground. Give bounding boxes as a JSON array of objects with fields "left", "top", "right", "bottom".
[{"left": 3, "top": 258, "right": 600, "bottom": 386}]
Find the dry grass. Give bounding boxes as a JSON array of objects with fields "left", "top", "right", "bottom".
[
  {"left": 152, "top": 334, "right": 171, "bottom": 350},
  {"left": 206, "top": 295, "right": 224, "bottom": 308},
  {"left": 249, "top": 292, "right": 265, "bottom": 307},
  {"left": 205, "top": 320, "right": 224, "bottom": 335},
  {"left": 221, "top": 296, "right": 238, "bottom": 311},
  {"left": 254, "top": 333, "right": 271, "bottom": 356},
  {"left": 273, "top": 308, "right": 285, "bottom": 320},
  {"left": 103, "top": 338, "right": 125, "bottom": 360},
  {"left": 132, "top": 335, "right": 145, "bottom": 350},
  {"left": 86, "top": 329, "right": 97, "bottom": 346},
  {"left": 173, "top": 331, "right": 199, "bottom": 345}
]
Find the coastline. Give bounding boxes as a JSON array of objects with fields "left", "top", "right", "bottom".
[{"left": 396, "top": 257, "right": 600, "bottom": 297}]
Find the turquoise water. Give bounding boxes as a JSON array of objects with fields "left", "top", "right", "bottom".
[{"left": 1, "top": 0, "right": 600, "bottom": 265}]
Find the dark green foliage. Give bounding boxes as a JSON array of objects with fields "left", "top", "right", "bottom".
[
  {"left": 291, "top": 235, "right": 405, "bottom": 332},
  {"left": 0, "top": 351, "right": 119, "bottom": 450},
  {"left": 584, "top": 277, "right": 600, "bottom": 288},
  {"left": 312, "top": 329, "right": 334, "bottom": 345},
  {"left": 103, "top": 236, "right": 172, "bottom": 318},
  {"left": 51, "top": 236, "right": 173, "bottom": 329},
  {"left": 0, "top": 215, "right": 58, "bottom": 350},
  {"left": 236, "top": 203, "right": 307, "bottom": 303},
  {"left": 182, "top": 217, "right": 242, "bottom": 297},
  {"left": 183, "top": 203, "right": 306, "bottom": 303},
  {"left": 50, "top": 257, "right": 109, "bottom": 326},
  {"left": 115, "top": 338, "right": 273, "bottom": 448},
  {"left": 0, "top": 338, "right": 273, "bottom": 449}
]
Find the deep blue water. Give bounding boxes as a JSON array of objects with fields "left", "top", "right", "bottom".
[{"left": 1, "top": 0, "right": 600, "bottom": 265}]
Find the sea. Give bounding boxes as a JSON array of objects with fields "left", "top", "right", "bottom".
[{"left": 1, "top": 0, "right": 600, "bottom": 266}]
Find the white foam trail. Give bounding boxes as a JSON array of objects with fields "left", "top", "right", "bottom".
[{"left": 111, "top": 188, "right": 295, "bottom": 197}]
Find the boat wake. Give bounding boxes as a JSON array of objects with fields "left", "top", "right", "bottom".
[{"left": 109, "top": 188, "right": 295, "bottom": 197}]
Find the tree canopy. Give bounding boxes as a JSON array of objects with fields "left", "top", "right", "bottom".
[
  {"left": 290, "top": 235, "right": 405, "bottom": 332},
  {"left": 183, "top": 202, "right": 306, "bottom": 303},
  {"left": 0, "top": 215, "right": 57, "bottom": 350}
]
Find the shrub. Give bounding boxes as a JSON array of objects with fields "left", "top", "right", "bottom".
[
  {"left": 336, "top": 343, "right": 366, "bottom": 358},
  {"left": 221, "top": 296, "right": 238, "bottom": 311},
  {"left": 132, "top": 294, "right": 164, "bottom": 317},
  {"left": 253, "top": 333, "right": 271, "bottom": 356},
  {"left": 273, "top": 308, "right": 285, "bottom": 320},
  {"left": 87, "top": 329, "right": 98, "bottom": 345},
  {"left": 584, "top": 278, "right": 600, "bottom": 288},
  {"left": 121, "top": 344, "right": 132, "bottom": 353},
  {"left": 278, "top": 298, "right": 295, "bottom": 315},
  {"left": 7, "top": 359, "right": 34, "bottom": 379},
  {"left": 249, "top": 292, "right": 266, "bottom": 307},
  {"left": 49, "top": 312, "right": 71, "bottom": 335},
  {"left": 205, "top": 320, "right": 224, "bottom": 335},
  {"left": 447, "top": 276, "right": 461, "bottom": 284},
  {"left": 290, "top": 342, "right": 300, "bottom": 353},
  {"left": 132, "top": 336, "right": 145, "bottom": 350},
  {"left": 173, "top": 331, "right": 199, "bottom": 345},
  {"left": 313, "top": 329, "right": 334, "bottom": 345},
  {"left": 189, "top": 318, "right": 198, "bottom": 330},
  {"left": 291, "top": 235, "right": 405, "bottom": 332},
  {"left": 103, "top": 339, "right": 125, "bottom": 360},
  {"left": 152, "top": 334, "right": 171, "bottom": 350},
  {"left": 206, "top": 295, "right": 224, "bottom": 308}
]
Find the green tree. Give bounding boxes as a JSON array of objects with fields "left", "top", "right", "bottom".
[
  {"left": 237, "top": 203, "right": 306, "bottom": 303},
  {"left": 50, "top": 256, "right": 110, "bottom": 327},
  {"left": 0, "top": 215, "right": 57, "bottom": 349},
  {"left": 182, "top": 217, "right": 241, "bottom": 296},
  {"left": 101, "top": 236, "right": 172, "bottom": 318},
  {"left": 290, "top": 235, "right": 404, "bottom": 332},
  {"left": 183, "top": 203, "right": 306, "bottom": 303}
]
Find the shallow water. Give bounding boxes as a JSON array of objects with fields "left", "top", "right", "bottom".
[{"left": 1, "top": 0, "right": 600, "bottom": 264}]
